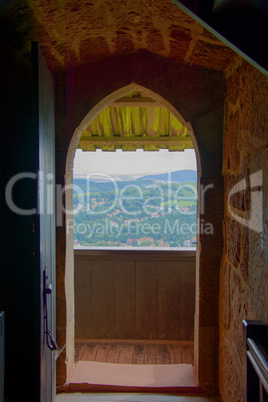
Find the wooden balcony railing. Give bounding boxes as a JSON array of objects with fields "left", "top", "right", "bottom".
[
  {"left": 74, "top": 248, "right": 196, "bottom": 341},
  {"left": 243, "top": 319, "right": 268, "bottom": 402}
]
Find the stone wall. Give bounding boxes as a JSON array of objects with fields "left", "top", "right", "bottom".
[{"left": 219, "top": 59, "right": 268, "bottom": 401}]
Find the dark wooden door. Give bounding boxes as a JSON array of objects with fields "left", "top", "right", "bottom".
[
  {"left": 33, "top": 43, "right": 56, "bottom": 402},
  {"left": 0, "top": 41, "right": 55, "bottom": 400}
]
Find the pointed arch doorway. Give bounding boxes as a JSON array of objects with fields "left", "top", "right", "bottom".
[
  {"left": 64, "top": 83, "right": 200, "bottom": 390},
  {"left": 56, "top": 52, "right": 224, "bottom": 395}
]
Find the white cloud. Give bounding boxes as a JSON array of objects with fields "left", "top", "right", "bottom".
[{"left": 73, "top": 148, "right": 197, "bottom": 177}]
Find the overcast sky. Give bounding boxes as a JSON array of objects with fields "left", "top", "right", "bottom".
[{"left": 74, "top": 149, "right": 197, "bottom": 177}]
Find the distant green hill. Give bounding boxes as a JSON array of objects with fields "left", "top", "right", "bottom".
[
  {"left": 73, "top": 170, "right": 197, "bottom": 248},
  {"left": 73, "top": 169, "right": 197, "bottom": 194},
  {"left": 139, "top": 169, "right": 197, "bottom": 182},
  {"left": 73, "top": 177, "right": 153, "bottom": 194}
]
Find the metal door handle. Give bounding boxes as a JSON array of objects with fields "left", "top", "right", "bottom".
[
  {"left": 43, "top": 268, "right": 57, "bottom": 351},
  {"left": 45, "top": 284, "right": 52, "bottom": 294}
]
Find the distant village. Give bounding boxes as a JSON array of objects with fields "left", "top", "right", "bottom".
[{"left": 73, "top": 183, "right": 197, "bottom": 248}]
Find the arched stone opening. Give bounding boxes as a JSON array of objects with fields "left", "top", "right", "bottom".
[
  {"left": 56, "top": 52, "right": 224, "bottom": 394},
  {"left": 65, "top": 82, "right": 200, "bottom": 378}
]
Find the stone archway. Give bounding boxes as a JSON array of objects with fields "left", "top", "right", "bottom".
[
  {"left": 56, "top": 51, "right": 224, "bottom": 394},
  {"left": 65, "top": 82, "right": 200, "bottom": 380}
]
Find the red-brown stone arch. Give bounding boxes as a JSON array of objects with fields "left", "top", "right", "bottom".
[{"left": 56, "top": 51, "right": 224, "bottom": 394}]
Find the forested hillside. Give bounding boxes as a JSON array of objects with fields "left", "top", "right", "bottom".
[{"left": 73, "top": 171, "right": 197, "bottom": 248}]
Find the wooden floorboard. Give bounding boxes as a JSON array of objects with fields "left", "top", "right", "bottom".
[
  {"left": 95, "top": 341, "right": 110, "bottom": 362},
  {"left": 81, "top": 341, "right": 99, "bottom": 361},
  {"left": 75, "top": 340, "right": 194, "bottom": 365},
  {"left": 74, "top": 340, "right": 86, "bottom": 362},
  {"left": 133, "top": 342, "right": 145, "bottom": 364},
  {"left": 156, "top": 343, "right": 171, "bottom": 364},
  {"left": 144, "top": 342, "right": 156, "bottom": 364},
  {"left": 106, "top": 342, "right": 121, "bottom": 363},
  {"left": 118, "top": 342, "right": 134, "bottom": 364},
  {"left": 181, "top": 344, "right": 193, "bottom": 365},
  {"left": 169, "top": 342, "right": 183, "bottom": 364}
]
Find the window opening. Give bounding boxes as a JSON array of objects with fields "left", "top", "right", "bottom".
[
  {"left": 73, "top": 149, "right": 197, "bottom": 249},
  {"left": 72, "top": 92, "right": 197, "bottom": 250}
]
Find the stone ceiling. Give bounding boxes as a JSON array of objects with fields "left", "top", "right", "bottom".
[{"left": 0, "top": 0, "right": 237, "bottom": 72}]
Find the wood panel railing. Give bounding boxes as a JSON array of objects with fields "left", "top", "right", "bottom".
[
  {"left": 74, "top": 249, "right": 196, "bottom": 341},
  {"left": 243, "top": 320, "right": 268, "bottom": 402}
]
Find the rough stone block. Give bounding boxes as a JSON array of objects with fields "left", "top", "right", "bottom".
[
  {"left": 225, "top": 111, "right": 240, "bottom": 172},
  {"left": 219, "top": 338, "right": 243, "bottom": 401},
  {"left": 189, "top": 40, "right": 235, "bottom": 70},
  {"left": 80, "top": 37, "right": 110, "bottom": 61},
  {"left": 146, "top": 29, "right": 165, "bottom": 52},
  {"left": 225, "top": 172, "right": 250, "bottom": 212},
  {"left": 226, "top": 68, "right": 240, "bottom": 105},
  {"left": 225, "top": 217, "right": 241, "bottom": 268},
  {"left": 169, "top": 27, "right": 191, "bottom": 61},
  {"left": 221, "top": 262, "right": 231, "bottom": 330},
  {"left": 114, "top": 31, "right": 135, "bottom": 54}
]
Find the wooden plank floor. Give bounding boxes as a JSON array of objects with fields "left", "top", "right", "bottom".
[{"left": 75, "top": 340, "right": 194, "bottom": 365}]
